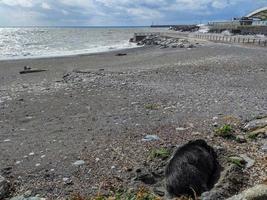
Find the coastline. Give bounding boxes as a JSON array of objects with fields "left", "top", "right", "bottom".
[
  {"left": 0, "top": 41, "right": 266, "bottom": 199},
  {"left": 0, "top": 43, "right": 141, "bottom": 62}
]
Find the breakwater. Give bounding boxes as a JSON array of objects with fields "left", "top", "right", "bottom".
[{"left": 132, "top": 32, "right": 267, "bottom": 47}]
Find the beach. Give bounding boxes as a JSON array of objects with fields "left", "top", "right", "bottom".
[{"left": 0, "top": 40, "right": 267, "bottom": 199}]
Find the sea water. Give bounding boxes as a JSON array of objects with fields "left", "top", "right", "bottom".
[{"left": 0, "top": 27, "right": 166, "bottom": 60}]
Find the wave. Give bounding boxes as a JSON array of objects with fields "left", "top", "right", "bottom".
[{"left": 0, "top": 41, "right": 139, "bottom": 60}]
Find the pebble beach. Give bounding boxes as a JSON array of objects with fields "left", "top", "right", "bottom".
[{"left": 0, "top": 38, "right": 267, "bottom": 199}]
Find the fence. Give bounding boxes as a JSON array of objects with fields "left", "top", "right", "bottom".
[
  {"left": 192, "top": 33, "right": 267, "bottom": 47},
  {"left": 132, "top": 32, "right": 267, "bottom": 47}
]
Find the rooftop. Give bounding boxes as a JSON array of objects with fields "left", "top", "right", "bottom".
[{"left": 246, "top": 7, "right": 267, "bottom": 20}]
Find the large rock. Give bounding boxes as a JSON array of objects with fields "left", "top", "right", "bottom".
[
  {"left": 244, "top": 117, "right": 267, "bottom": 131},
  {"left": 201, "top": 164, "right": 246, "bottom": 200},
  {"left": 0, "top": 175, "right": 10, "bottom": 199},
  {"left": 226, "top": 184, "right": 267, "bottom": 200}
]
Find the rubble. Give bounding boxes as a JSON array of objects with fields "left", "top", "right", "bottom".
[{"left": 135, "top": 35, "right": 198, "bottom": 49}]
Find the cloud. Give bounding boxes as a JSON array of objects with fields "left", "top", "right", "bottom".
[
  {"left": 0, "top": 0, "right": 266, "bottom": 26},
  {"left": 0, "top": 0, "right": 34, "bottom": 7},
  {"left": 41, "top": 2, "right": 51, "bottom": 10}
]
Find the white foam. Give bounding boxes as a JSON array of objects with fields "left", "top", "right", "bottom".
[{"left": 0, "top": 27, "right": 148, "bottom": 60}]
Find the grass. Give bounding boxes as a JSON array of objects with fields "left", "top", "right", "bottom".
[
  {"left": 149, "top": 147, "right": 171, "bottom": 160},
  {"left": 215, "top": 124, "right": 234, "bottom": 138},
  {"left": 145, "top": 103, "right": 160, "bottom": 110},
  {"left": 228, "top": 157, "right": 246, "bottom": 168},
  {"left": 247, "top": 132, "right": 260, "bottom": 140}
]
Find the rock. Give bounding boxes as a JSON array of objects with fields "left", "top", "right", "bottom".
[
  {"left": 24, "top": 190, "right": 32, "bottom": 197},
  {"left": 201, "top": 164, "right": 246, "bottom": 200},
  {"left": 10, "top": 196, "right": 46, "bottom": 200},
  {"left": 262, "top": 143, "right": 267, "bottom": 153},
  {"left": 244, "top": 117, "right": 267, "bottom": 131},
  {"left": 188, "top": 44, "right": 195, "bottom": 48},
  {"left": 213, "top": 122, "right": 219, "bottom": 127},
  {"left": 160, "top": 45, "right": 168, "bottom": 49},
  {"left": 239, "top": 154, "right": 255, "bottom": 169},
  {"left": 142, "top": 135, "right": 160, "bottom": 142},
  {"left": 235, "top": 135, "right": 247, "bottom": 143},
  {"left": 0, "top": 175, "right": 10, "bottom": 199},
  {"left": 226, "top": 184, "right": 267, "bottom": 200},
  {"left": 1, "top": 167, "right": 12, "bottom": 176},
  {"left": 63, "top": 177, "right": 73, "bottom": 185},
  {"left": 250, "top": 126, "right": 267, "bottom": 135},
  {"left": 175, "top": 127, "right": 188, "bottom": 131},
  {"left": 72, "top": 160, "right": 85, "bottom": 166},
  {"left": 153, "top": 187, "right": 165, "bottom": 196}
]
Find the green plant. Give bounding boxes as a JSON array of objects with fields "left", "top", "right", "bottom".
[
  {"left": 247, "top": 132, "right": 260, "bottom": 140},
  {"left": 145, "top": 103, "right": 160, "bottom": 110},
  {"left": 228, "top": 156, "right": 246, "bottom": 168},
  {"left": 215, "top": 124, "right": 234, "bottom": 138},
  {"left": 149, "top": 148, "right": 171, "bottom": 160}
]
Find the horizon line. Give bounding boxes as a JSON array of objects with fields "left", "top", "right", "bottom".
[{"left": 0, "top": 25, "right": 153, "bottom": 28}]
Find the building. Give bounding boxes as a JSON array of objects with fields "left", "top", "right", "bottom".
[{"left": 209, "top": 7, "right": 267, "bottom": 35}]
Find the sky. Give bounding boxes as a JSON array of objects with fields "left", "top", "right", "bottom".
[{"left": 0, "top": 0, "right": 267, "bottom": 26}]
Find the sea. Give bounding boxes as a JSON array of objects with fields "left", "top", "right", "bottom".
[{"left": 0, "top": 27, "right": 167, "bottom": 60}]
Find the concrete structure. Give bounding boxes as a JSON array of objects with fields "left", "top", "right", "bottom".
[
  {"left": 132, "top": 32, "right": 267, "bottom": 47},
  {"left": 209, "top": 7, "right": 267, "bottom": 35},
  {"left": 246, "top": 7, "right": 267, "bottom": 20}
]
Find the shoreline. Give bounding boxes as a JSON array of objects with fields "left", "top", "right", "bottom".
[{"left": 0, "top": 44, "right": 142, "bottom": 62}]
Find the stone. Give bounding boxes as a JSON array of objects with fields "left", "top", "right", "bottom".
[
  {"left": 201, "top": 164, "right": 246, "bottom": 200},
  {"left": 63, "top": 177, "right": 73, "bottom": 185},
  {"left": 239, "top": 154, "right": 255, "bottom": 169},
  {"left": 142, "top": 135, "right": 160, "bottom": 142},
  {"left": 153, "top": 187, "right": 165, "bottom": 196},
  {"left": 244, "top": 117, "right": 267, "bottom": 131},
  {"left": 10, "top": 196, "right": 46, "bottom": 200},
  {"left": 244, "top": 184, "right": 267, "bottom": 200},
  {"left": 213, "top": 122, "right": 219, "bottom": 127},
  {"left": 72, "top": 160, "right": 85, "bottom": 166},
  {"left": 236, "top": 135, "right": 247, "bottom": 143},
  {"left": 188, "top": 44, "right": 195, "bottom": 48},
  {"left": 226, "top": 184, "right": 267, "bottom": 200},
  {"left": 247, "top": 126, "right": 267, "bottom": 140},
  {"left": 24, "top": 190, "right": 32, "bottom": 197},
  {"left": 175, "top": 127, "right": 188, "bottom": 131},
  {"left": 0, "top": 175, "right": 10, "bottom": 199},
  {"left": 262, "top": 143, "right": 267, "bottom": 153}
]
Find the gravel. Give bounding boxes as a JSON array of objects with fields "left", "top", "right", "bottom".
[{"left": 0, "top": 42, "right": 266, "bottom": 198}]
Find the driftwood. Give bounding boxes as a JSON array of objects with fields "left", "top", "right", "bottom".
[
  {"left": 116, "top": 53, "right": 127, "bottom": 56},
  {"left": 20, "top": 69, "right": 47, "bottom": 74}
]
